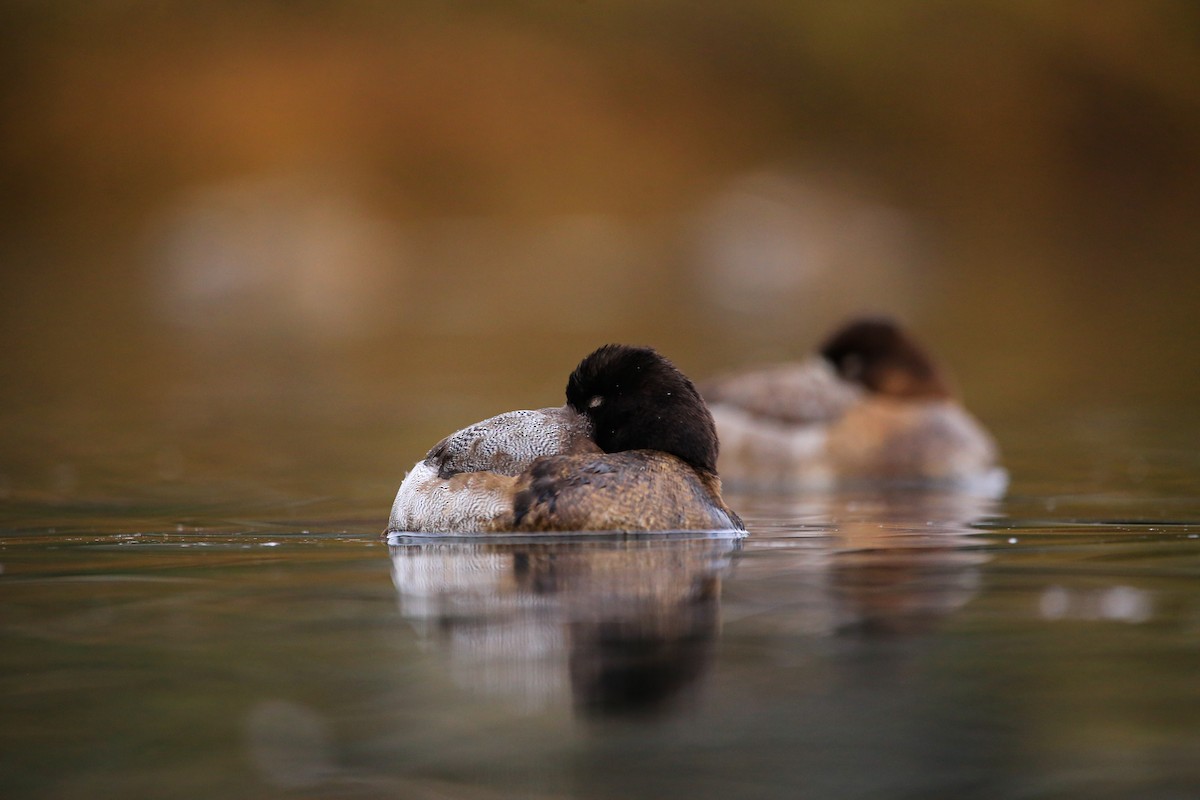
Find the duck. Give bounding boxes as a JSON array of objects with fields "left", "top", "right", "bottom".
[
  {"left": 387, "top": 344, "right": 745, "bottom": 533},
  {"left": 701, "top": 317, "right": 1005, "bottom": 493}
]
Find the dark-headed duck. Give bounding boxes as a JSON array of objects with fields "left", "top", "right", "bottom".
[
  {"left": 388, "top": 344, "right": 745, "bottom": 533},
  {"left": 701, "top": 317, "right": 1005, "bottom": 493}
]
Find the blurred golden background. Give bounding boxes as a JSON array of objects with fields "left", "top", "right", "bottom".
[{"left": 1, "top": 1, "right": 1198, "bottom": 513}]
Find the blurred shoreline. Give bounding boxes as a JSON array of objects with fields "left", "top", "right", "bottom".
[{"left": 1, "top": 2, "right": 1198, "bottom": 507}]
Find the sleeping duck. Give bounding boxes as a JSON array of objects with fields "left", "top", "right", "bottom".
[
  {"left": 701, "top": 317, "right": 1005, "bottom": 493},
  {"left": 387, "top": 344, "right": 745, "bottom": 533}
]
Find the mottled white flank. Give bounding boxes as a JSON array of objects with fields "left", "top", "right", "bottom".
[
  {"left": 429, "top": 406, "right": 594, "bottom": 477},
  {"left": 388, "top": 406, "right": 597, "bottom": 533},
  {"left": 388, "top": 462, "right": 515, "bottom": 533}
]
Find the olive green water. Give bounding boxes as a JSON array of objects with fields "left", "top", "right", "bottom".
[{"left": 2, "top": 403, "right": 1197, "bottom": 800}]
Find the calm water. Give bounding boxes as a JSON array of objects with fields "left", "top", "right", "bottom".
[{"left": 2, "top": 405, "right": 1198, "bottom": 800}]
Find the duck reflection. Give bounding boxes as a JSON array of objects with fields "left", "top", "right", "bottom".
[
  {"left": 728, "top": 490, "right": 996, "bottom": 638},
  {"left": 388, "top": 533, "right": 741, "bottom": 719}
]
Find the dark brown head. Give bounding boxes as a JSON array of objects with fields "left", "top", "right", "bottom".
[
  {"left": 566, "top": 344, "right": 719, "bottom": 474},
  {"left": 818, "top": 317, "right": 952, "bottom": 399}
]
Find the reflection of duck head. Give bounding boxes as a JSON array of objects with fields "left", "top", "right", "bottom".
[{"left": 389, "top": 534, "right": 739, "bottom": 718}]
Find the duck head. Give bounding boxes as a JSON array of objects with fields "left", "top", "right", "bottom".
[
  {"left": 566, "top": 344, "right": 719, "bottom": 474},
  {"left": 819, "top": 317, "right": 952, "bottom": 399}
]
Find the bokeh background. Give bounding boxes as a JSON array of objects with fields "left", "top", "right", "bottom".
[{"left": 1, "top": 1, "right": 1198, "bottom": 520}]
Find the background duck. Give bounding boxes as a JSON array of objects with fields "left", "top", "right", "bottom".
[
  {"left": 388, "top": 344, "right": 744, "bottom": 533},
  {"left": 702, "top": 317, "right": 1006, "bottom": 493}
]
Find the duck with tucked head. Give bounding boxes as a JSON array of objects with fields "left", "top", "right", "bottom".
[
  {"left": 388, "top": 344, "right": 744, "bottom": 533},
  {"left": 701, "top": 317, "right": 1005, "bottom": 493}
]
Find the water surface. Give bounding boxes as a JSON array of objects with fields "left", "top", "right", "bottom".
[{"left": 2, "top": 407, "right": 1198, "bottom": 799}]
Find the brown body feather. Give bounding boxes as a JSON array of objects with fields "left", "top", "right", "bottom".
[{"left": 492, "top": 451, "right": 742, "bottom": 533}]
